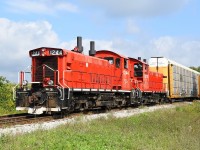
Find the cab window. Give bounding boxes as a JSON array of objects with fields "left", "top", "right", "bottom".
[
  {"left": 134, "top": 63, "right": 143, "bottom": 77},
  {"left": 115, "top": 58, "right": 120, "bottom": 68},
  {"left": 104, "top": 57, "right": 114, "bottom": 65}
]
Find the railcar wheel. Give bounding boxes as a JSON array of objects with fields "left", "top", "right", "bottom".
[
  {"left": 165, "top": 98, "right": 172, "bottom": 104},
  {"left": 159, "top": 98, "right": 164, "bottom": 105}
]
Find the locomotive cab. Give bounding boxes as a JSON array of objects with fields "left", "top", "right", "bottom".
[{"left": 95, "top": 50, "right": 131, "bottom": 91}]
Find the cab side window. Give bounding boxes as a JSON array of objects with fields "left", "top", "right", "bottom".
[
  {"left": 134, "top": 63, "right": 143, "bottom": 77},
  {"left": 115, "top": 58, "right": 120, "bottom": 68},
  {"left": 104, "top": 57, "right": 114, "bottom": 65}
]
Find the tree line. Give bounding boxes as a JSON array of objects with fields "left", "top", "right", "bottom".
[
  {"left": 190, "top": 66, "right": 200, "bottom": 73},
  {"left": 0, "top": 76, "right": 15, "bottom": 112}
]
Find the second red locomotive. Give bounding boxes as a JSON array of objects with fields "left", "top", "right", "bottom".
[{"left": 15, "top": 36, "right": 166, "bottom": 115}]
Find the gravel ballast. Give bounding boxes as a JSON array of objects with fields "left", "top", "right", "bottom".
[{"left": 0, "top": 103, "right": 191, "bottom": 137}]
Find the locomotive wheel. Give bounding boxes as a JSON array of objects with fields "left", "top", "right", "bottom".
[
  {"left": 52, "top": 111, "right": 66, "bottom": 119},
  {"left": 101, "top": 106, "right": 111, "bottom": 113}
]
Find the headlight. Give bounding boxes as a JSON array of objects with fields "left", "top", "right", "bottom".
[
  {"left": 47, "top": 80, "right": 54, "bottom": 85},
  {"left": 45, "top": 88, "right": 50, "bottom": 91},
  {"left": 22, "top": 80, "right": 28, "bottom": 86}
]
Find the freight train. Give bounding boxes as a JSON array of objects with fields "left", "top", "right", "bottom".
[{"left": 14, "top": 36, "right": 200, "bottom": 115}]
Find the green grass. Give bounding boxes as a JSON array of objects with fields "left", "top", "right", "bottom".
[
  {"left": 0, "top": 102, "right": 200, "bottom": 150},
  {"left": 0, "top": 106, "right": 23, "bottom": 116},
  {"left": 0, "top": 100, "right": 24, "bottom": 116},
  {"left": 0, "top": 107, "right": 15, "bottom": 116}
]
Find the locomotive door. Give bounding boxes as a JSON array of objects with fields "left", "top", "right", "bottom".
[
  {"left": 114, "top": 58, "right": 122, "bottom": 90},
  {"left": 122, "top": 58, "right": 130, "bottom": 90}
]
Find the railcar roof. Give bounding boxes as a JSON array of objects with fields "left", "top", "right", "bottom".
[{"left": 149, "top": 57, "right": 200, "bottom": 75}]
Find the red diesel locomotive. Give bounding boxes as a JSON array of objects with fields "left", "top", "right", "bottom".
[{"left": 14, "top": 37, "right": 167, "bottom": 115}]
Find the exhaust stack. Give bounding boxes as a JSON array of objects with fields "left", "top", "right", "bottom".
[
  {"left": 89, "top": 41, "right": 96, "bottom": 56},
  {"left": 77, "top": 36, "right": 83, "bottom": 53}
]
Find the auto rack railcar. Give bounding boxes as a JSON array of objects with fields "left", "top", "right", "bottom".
[{"left": 149, "top": 57, "right": 200, "bottom": 101}]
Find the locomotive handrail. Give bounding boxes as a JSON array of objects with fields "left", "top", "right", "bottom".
[
  {"left": 13, "top": 83, "right": 19, "bottom": 100},
  {"left": 54, "top": 70, "right": 65, "bottom": 100},
  {"left": 42, "top": 64, "right": 66, "bottom": 100},
  {"left": 13, "top": 66, "right": 32, "bottom": 100},
  {"left": 19, "top": 66, "right": 32, "bottom": 81},
  {"left": 63, "top": 70, "right": 71, "bottom": 99},
  {"left": 42, "top": 64, "right": 55, "bottom": 71}
]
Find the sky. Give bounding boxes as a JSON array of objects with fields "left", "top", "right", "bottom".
[{"left": 0, "top": 0, "right": 200, "bottom": 82}]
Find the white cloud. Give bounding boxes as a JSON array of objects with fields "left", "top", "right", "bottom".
[
  {"left": 0, "top": 18, "right": 59, "bottom": 82},
  {"left": 150, "top": 36, "right": 178, "bottom": 54},
  {"left": 84, "top": 0, "right": 190, "bottom": 17},
  {"left": 150, "top": 36, "right": 200, "bottom": 66},
  {"left": 5, "top": 0, "right": 78, "bottom": 15}
]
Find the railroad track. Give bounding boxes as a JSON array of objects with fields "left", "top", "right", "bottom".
[
  {"left": 0, "top": 109, "right": 116, "bottom": 128},
  {"left": 0, "top": 113, "right": 53, "bottom": 128},
  {"left": 0, "top": 101, "right": 198, "bottom": 129}
]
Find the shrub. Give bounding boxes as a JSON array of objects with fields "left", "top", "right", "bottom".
[{"left": 0, "top": 76, "right": 15, "bottom": 114}]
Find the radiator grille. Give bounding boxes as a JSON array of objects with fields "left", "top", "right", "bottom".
[{"left": 34, "top": 57, "right": 58, "bottom": 82}]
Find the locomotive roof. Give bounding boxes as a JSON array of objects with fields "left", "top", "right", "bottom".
[
  {"left": 128, "top": 57, "right": 148, "bottom": 65},
  {"left": 96, "top": 50, "right": 148, "bottom": 65},
  {"left": 96, "top": 50, "right": 128, "bottom": 58},
  {"left": 29, "top": 47, "right": 63, "bottom": 51}
]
